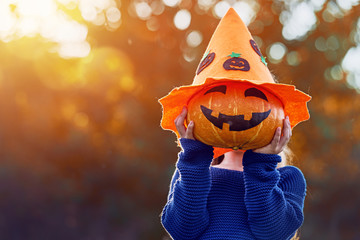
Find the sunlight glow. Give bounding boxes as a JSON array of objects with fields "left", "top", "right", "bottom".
[
  {"left": 74, "top": 112, "right": 89, "bottom": 128},
  {"left": 120, "top": 75, "right": 136, "bottom": 92},
  {"left": 17, "top": 0, "right": 57, "bottom": 18},
  {"left": 80, "top": 4, "right": 98, "bottom": 21},
  {"left": 58, "top": 42, "right": 91, "bottom": 58},
  {"left": 0, "top": 0, "right": 121, "bottom": 58}
]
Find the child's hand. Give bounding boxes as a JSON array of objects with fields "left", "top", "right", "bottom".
[
  {"left": 175, "top": 107, "right": 195, "bottom": 140},
  {"left": 253, "top": 116, "right": 292, "bottom": 155}
]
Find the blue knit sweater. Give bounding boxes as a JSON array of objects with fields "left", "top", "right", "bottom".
[{"left": 161, "top": 139, "right": 306, "bottom": 240}]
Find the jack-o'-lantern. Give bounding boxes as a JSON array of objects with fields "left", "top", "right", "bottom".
[
  {"left": 186, "top": 82, "right": 284, "bottom": 150},
  {"left": 159, "top": 8, "right": 311, "bottom": 158}
]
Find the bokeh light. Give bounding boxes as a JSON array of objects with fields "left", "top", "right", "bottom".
[
  {"left": 268, "top": 42, "right": 287, "bottom": 62},
  {"left": 186, "top": 30, "right": 203, "bottom": 48},
  {"left": 286, "top": 51, "right": 301, "bottom": 66},
  {"left": 342, "top": 17, "right": 360, "bottom": 92},
  {"left": 174, "top": 9, "right": 191, "bottom": 30},
  {"left": 213, "top": 0, "right": 257, "bottom": 25},
  {"left": 106, "top": 7, "right": 121, "bottom": 23},
  {"left": 233, "top": 1, "right": 258, "bottom": 26},
  {"left": 162, "top": 0, "right": 181, "bottom": 8},
  {"left": 135, "top": 1, "right": 152, "bottom": 20},
  {"left": 183, "top": 48, "right": 197, "bottom": 62},
  {"left": 315, "top": 37, "right": 327, "bottom": 51},
  {"left": 213, "top": 1, "right": 231, "bottom": 18},
  {"left": 197, "top": 0, "right": 216, "bottom": 11},
  {"left": 280, "top": 2, "right": 317, "bottom": 40},
  {"left": 330, "top": 65, "right": 344, "bottom": 81},
  {"left": 342, "top": 46, "right": 360, "bottom": 91},
  {"left": 336, "top": 0, "right": 360, "bottom": 10},
  {"left": 150, "top": 1, "right": 165, "bottom": 15},
  {"left": 146, "top": 17, "right": 160, "bottom": 31}
]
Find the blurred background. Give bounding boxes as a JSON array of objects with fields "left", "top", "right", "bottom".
[{"left": 0, "top": 0, "right": 359, "bottom": 239}]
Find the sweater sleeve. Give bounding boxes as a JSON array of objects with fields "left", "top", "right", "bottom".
[
  {"left": 161, "top": 138, "right": 214, "bottom": 240},
  {"left": 243, "top": 150, "right": 306, "bottom": 240}
]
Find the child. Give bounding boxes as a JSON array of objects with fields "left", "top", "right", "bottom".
[
  {"left": 159, "top": 8, "right": 310, "bottom": 240},
  {"left": 160, "top": 107, "right": 306, "bottom": 240}
]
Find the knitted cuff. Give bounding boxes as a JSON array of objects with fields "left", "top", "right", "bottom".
[
  {"left": 242, "top": 150, "right": 281, "bottom": 167},
  {"left": 178, "top": 138, "right": 214, "bottom": 166}
]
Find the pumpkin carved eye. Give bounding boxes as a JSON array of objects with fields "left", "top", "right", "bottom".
[
  {"left": 245, "top": 87, "right": 268, "bottom": 102},
  {"left": 204, "top": 85, "right": 227, "bottom": 95}
]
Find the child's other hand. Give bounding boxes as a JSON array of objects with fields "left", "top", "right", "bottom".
[
  {"left": 175, "top": 107, "right": 195, "bottom": 140},
  {"left": 253, "top": 116, "right": 292, "bottom": 155}
]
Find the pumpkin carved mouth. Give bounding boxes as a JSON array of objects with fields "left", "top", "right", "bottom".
[{"left": 200, "top": 105, "right": 271, "bottom": 131}]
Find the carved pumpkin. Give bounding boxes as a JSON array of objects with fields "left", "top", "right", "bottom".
[{"left": 186, "top": 82, "right": 285, "bottom": 150}]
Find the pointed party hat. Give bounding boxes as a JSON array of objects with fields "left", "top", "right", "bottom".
[{"left": 159, "top": 8, "right": 311, "bottom": 158}]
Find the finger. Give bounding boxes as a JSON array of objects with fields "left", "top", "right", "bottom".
[
  {"left": 185, "top": 121, "right": 195, "bottom": 140},
  {"left": 279, "top": 117, "right": 291, "bottom": 147},
  {"left": 179, "top": 107, "right": 187, "bottom": 121},
  {"left": 283, "top": 116, "right": 290, "bottom": 138},
  {"left": 287, "top": 117, "right": 293, "bottom": 138},
  {"left": 286, "top": 116, "right": 292, "bottom": 138},
  {"left": 271, "top": 127, "right": 281, "bottom": 147},
  {"left": 175, "top": 107, "right": 187, "bottom": 138}
]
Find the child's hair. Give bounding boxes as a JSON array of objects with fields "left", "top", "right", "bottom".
[
  {"left": 211, "top": 154, "right": 225, "bottom": 166},
  {"left": 278, "top": 146, "right": 294, "bottom": 167},
  {"left": 291, "top": 232, "right": 300, "bottom": 240}
]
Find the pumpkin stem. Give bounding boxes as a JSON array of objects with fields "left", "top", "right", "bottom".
[{"left": 228, "top": 52, "right": 241, "bottom": 58}]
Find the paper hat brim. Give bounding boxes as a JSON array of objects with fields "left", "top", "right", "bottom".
[{"left": 159, "top": 77, "right": 311, "bottom": 158}]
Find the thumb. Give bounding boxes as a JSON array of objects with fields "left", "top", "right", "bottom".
[{"left": 185, "top": 121, "right": 195, "bottom": 140}]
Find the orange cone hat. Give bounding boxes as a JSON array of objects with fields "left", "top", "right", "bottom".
[{"left": 159, "top": 8, "right": 311, "bottom": 158}]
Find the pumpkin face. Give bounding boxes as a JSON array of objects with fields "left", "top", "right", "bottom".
[
  {"left": 223, "top": 57, "right": 250, "bottom": 71},
  {"left": 186, "top": 82, "right": 285, "bottom": 150}
]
